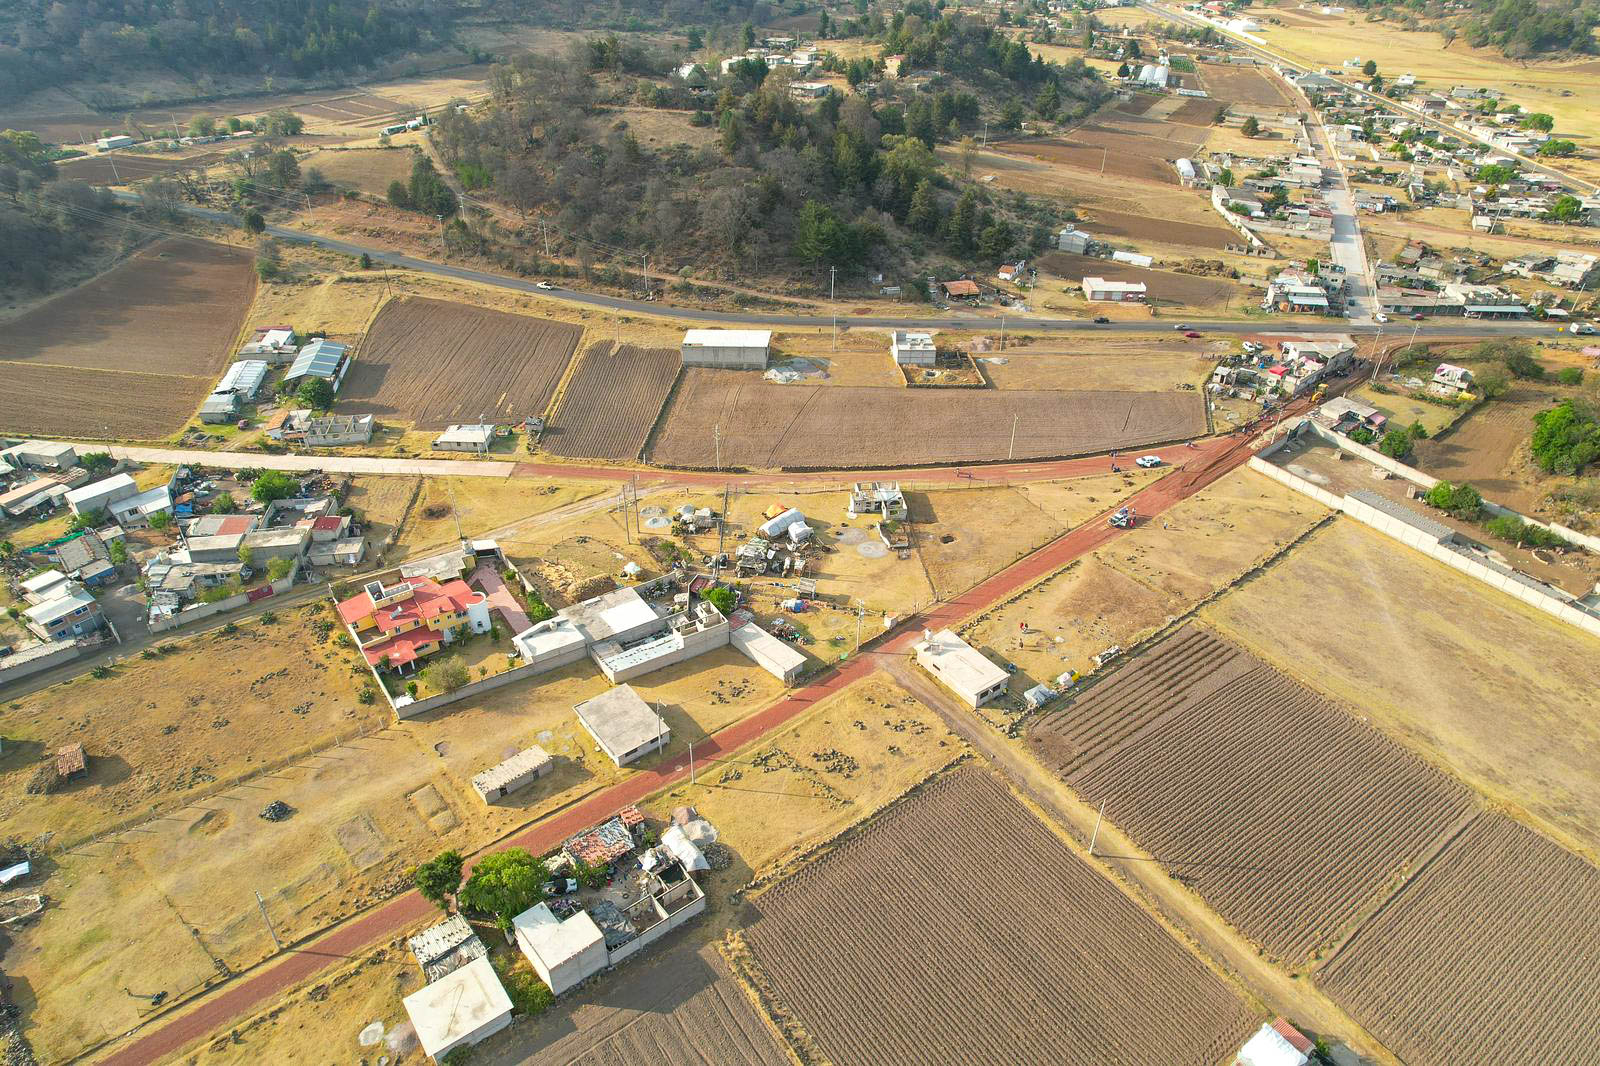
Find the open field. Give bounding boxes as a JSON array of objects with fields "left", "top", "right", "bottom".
[
  {"left": 1410, "top": 383, "right": 1564, "bottom": 513},
  {"left": 1030, "top": 624, "right": 1476, "bottom": 966},
  {"left": 741, "top": 768, "right": 1259, "bottom": 1066},
  {"left": 298, "top": 147, "right": 419, "bottom": 195},
  {"left": 54, "top": 150, "right": 225, "bottom": 185},
  {"left": 1318, "top": 813, "right": 1600, "bottom": 1066},
  {"left": 996, "top": 136, "right": 1178, "bottom": 184},
  {"left": 1037, "top": 251, "right": 1236, "bottom": 308},
  {"left": 396, "top": 476, "right": 612, "bottom": 556},
  {"left": 980, "top": 340, "right": 1216, "bottom": 392},
  {"left": 1203, "top": 518, "right": 1600, "bottom": 859},
  {"left": 1084, "top": 207, "right": 1239, "bottom": 250},
  {"left": 544, "top": 342, "right": 681, "bottom": 460},
  {"left": 0, "top": 239, "right": 253, "bottom": 437},
  {"left": 647, "top": 370, "right": 1206, "bottom": 470},
  {"left": 336, "top": 296, "right": 582, "bottom": 428},
  {"left": 1196, "top": 62, "right": 1297, "bottom": 108}
]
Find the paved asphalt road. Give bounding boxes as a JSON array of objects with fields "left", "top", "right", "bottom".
[{"left": 146, "top": 198, "right": 1560, "bottom": 339}]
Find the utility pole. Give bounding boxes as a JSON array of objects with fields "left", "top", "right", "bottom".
[
  {"left": 981, "top": 118, "right": 988, "bottom": 149},
  {"left": 1000, "top": 314, "right": 1007, "bottom": 350},
  {"left": 540, "top": 218, "right": 550, "bottom": 258},
  {"left": 1008, "top": 412, "right": 1019, "bottom": 461},
  {"left": 1088, "top": 801, "right": 1105, "bottom": 856},
  {"left": 830, "top": 265, "right": 838, "bottom": 352},
  {"left": 689, "top": 738, "right": 696, "bottom": 784},
  {"left": 716, "top": 482, "right": 730, "bottom": 572},
  {"left": 632, "top": 475, "right": 640, "bottom": 537},
  {"left": 255, "top": 890, "right": 282, "bottom": 950},
  {"left": 713, "top": 423, "right": 722, "bottom": 472}
]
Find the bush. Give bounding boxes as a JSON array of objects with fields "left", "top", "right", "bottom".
[
  {"left": 1424, "top": 480, "right": 1483, "bottom": 519},
  {"left": 406, "top": 680, "right": 419, "bottom": 697},
  {"left": 703, "top": 585, "right": 737, "bottom": 616},
  {"left": 1504, "top": 349, "right": 1546, "bottom": 380},
  {"left": 502, "top": 968, "right": 555, "bottom": 1016},
  {"left": 267, "top": 557, "right": 294, "bottom": 582},
  {"left": 252, "top": 470, "right": 298, "bottom": 503},
  {"left": 1348, "top": 427, "right": 1376, "bottom": 445},
  {"left": 1530, "top": 400, "right": 1600, "bottom": 475},
  {"left": 1378, "top": 428, "right": 1416, "bottom": 459},
  {"left": 421, "top": 656, "right": 470, "bottom": 694},
  {"left": 1558, "top": 367, "right": 1585, "bottom": 386},
  {"left": 358, "top": 686, "right": 376, "bottom": 705}
]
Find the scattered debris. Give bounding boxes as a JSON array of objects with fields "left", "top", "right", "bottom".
[{"left": 260, "top": 801, "right": 294, "bottom": 822}]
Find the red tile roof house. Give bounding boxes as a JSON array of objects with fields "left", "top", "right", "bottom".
[{"left": 337, "top": 577, "right": 492, "bottom": 672}]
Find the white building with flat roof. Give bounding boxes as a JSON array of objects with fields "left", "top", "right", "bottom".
[
  {"left": 890, "top": 330, "right": 936, "bottom": 366},
  {"left": 65, "top": 473, "right": 137, "bottom": 517},
  {"left": 729, "top": 621, "right": 807, "bottom": 683},
  {"left": 681, "top": 329, "right": 771, "bottom": 369},
  {"left": 914, "top": 628, "right": 1009, "bottom": 708},
  {"left": 574, "top": 684, "right": 669, "bottom": 766},
  {"left": 1056, "top": 228, "right": 1093, "bottom": 254},
  {"left": 401, "top": 956, "right": 513, "bottom": 1061},
  {"left": 1081, "top": 277, "right": 1148, "bottom": 302},
  {"left": 432, "top": 424, "right": 496, "bottom": 453},
  {"left": 513, "top": 902, "right": 609, "bottom": 995}
]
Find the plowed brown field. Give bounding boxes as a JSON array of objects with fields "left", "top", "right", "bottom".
[
  {"left": 1319, "top": 813, "right": 1600, "bottom": 1066},
  {"left": 544, "top": 342, "right": 680, "bottom": 460},
  {"left": 55, "top": 151, "right": 225, "bottom": 185},
  {"left": 336, "top": 296, "right": 581, "bottom": 429},
  {"left": 742, "top": 768, "right": 1259, "bottom": 1066},
  {"left": 1000, "top": 138, "right": 1176, "bottom": 184},
  {"left": 1029, "top": 625, "right": 1477, "bottom": 966},
  {"left": 1087, "top": 208, "right": 1238, "bottom": 250},
  {"left": 1198, "top": 63, "right": 1297, "bottom": 107},
  {"left": 0, "top": 239, "right": 253, "bottom": 437},
  {"left": 648, "top": 370, "right": 1205, "bottom": 469}
]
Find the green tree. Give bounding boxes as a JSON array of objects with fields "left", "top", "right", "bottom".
[
  {"left": 259, "top": 109, "right": 304, "bottom": 136},
  {"left": 422, "top": 655, "right": 470, "bottom": 694},
  {"left": 267, "top": 557, "right": 294, "bottom": 581},
  {"left": 1505, "top": 349, "right": 1545, "bottom": 379},
  {"left": 703, "top": 585, "right": 736, "bottom": 615},
  {"left": 1241, "top": 116, "right": 1261, "bottom": 137},
  {"left": 977, "top": 220, "right": 1014, "bottom": 261},
  {"left": 998, "top": 98, "right": 1026, "bottom": 131},
  {"left": 1117, "top": 62, "right": 1131, "bottom": 78},
  {"left": 907, "top": 178, "right": 940, "bottom": 233},
  {"left": 1545, "top": 195, "right": 1583, "bottom": 222},
  {"left": 1538, "top": 139, "right": 1577, "bottom": 157},
  {"left": 243, "top": 209, "right": 265, "bottom": 234},
  {"left": 359, "top": 252, "right": 373, "bottom": 269},
  {"left": 208, "top": 492, "right": 237, "bottom": 514},
  {"left": 265, "top": 150, "right": 300, "bottom": 187},
  {"left": 1362, "top": 59, "right": 1378, "bottom": 76},
  {"left": 414, "top": 850, "right": 465, "bottom": 912},
  {"left": 79, "top": 451, "right": 115, "bottom": 474},
  {"left": 109, "top": 539, "right": 128, "bottom": 565},
  {"left": 1476, "top": 163, "right": 1517, "bottom": 184},
  {"left": 458, "top": 848, "right": 549, "bottom": 931},
  {"left": 1424, "top": 480, "right": 1483, "bottom": 519},
  {"left": 1475, "top": 368, "right": 1509, "bottom": 399},
  {"left": 1520, "top": 112, "right": 1555, "bottom": 132},
  {"left": 238, "top": 544, "right": 254, "bottom": 568},
  {"left": 147, "top": 510, "right": 172, "bottom": 531},
  {"left": 297, "top": 376, "right": 335, "bottom": 410},
  {"left": 1216, "top": 167, "right": 1234, "bottom": 186},
  {"left": 1530, "top": 400, "right": 1600, "bottom": 474},
  {"left": 251, "top": 470, "right": 298, "bottom": 503},
  {"left": 1379, "top": 427, "right": 1416, "bottom": 460}
]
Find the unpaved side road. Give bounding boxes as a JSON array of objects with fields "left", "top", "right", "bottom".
[{"left": 881, "top": 656, "right": 1401, "bottom": 1066}]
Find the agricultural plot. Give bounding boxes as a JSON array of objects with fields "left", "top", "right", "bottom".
[
  {"left": 336, "top": 296, "right": 581, "bottom": 428},
  {"left": 648, "top": 370, "right": 1205, "bottom": 470},
  {"left": 999, "top": 137, "right": 1176, "bottom": 184},
  {"left": 544, "top": 342, "right": 680, "bottom": 460},
  {"left": 1319, "top": 813, "right": 1600, "bottom": 1066},
  {"left": 54, "top": 150, "right": 223, "bottom": 185},
  {"left": 297, "top": 147, "right": 418, "bottom": 196},
  {"left": 1085, "top": 208, "right": 1238, "bottom": 250},
  {"left": 1197, "top": 63, "right": 1297, "bottom": 108},
  {"left": 1038, "top": 252, "right": 1235, "bottom": 308},
  {"left": 0, "top": 239, "right": 253, "bottom": 437},
  {"left": 1029, "top": 625, "right": 1477, "bottom": 966},
  {"left": 1168, "top": 97, "right": 1220, "bottom": 126},
  {"left": 1409, "top": 383, "right": 1563, "bottom": 513},
  {"left": 742, "top": 768, "right": 1259, "bottom": 1066}
]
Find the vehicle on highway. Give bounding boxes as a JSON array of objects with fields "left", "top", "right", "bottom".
[
  {"left": 1374, "top": 313, "right": 1389, "bottom": 323},
  {"left": 1184, "top": 330, "right": 1202, "bottom": 338},
  {"left": 1135, "top": 455, "right": 1162, "bottom": 468},
  {"left": 1093, "top": 316, "right": 1110, "bottom": 324},
  {"left": 535, "top": 281, "right": 557, "bottom": 290},
  {"left": 1410, "top": 313, "right": 1425, "bottom": 320},
  {"left": 1570, "top": 323, "right": 1596, "bottom": 335},
  {"left": 1109, "top": 506, "right": 1136, "bottom": 528},
  {"left": 1173, "top": 323, "right": 1191, "bottom": 331}
]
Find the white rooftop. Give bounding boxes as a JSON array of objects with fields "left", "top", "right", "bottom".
[
  {"left": 109, "top": 485, "right": 172, "bottom": 517},
  {"left": 574, "top": 684, "right": 666, "bottom": 758},
  {"left": 682, "top": 329, "right": 772, "bottom": 348},
  {"left": 24, "top": 586, "right": 96, "bottom": 626},
  {"left": 20, "top": 570, "right": 69, "bottom": 597},
  {"left": 1236, "top": 1022, "right": 1311, "bottom": 1066},
  {"left": 558, "top": 586, "right": 660, "bottom": 643},
  {"left": 914, "top": 628, "right": 1009, "bottom": 693},
  {"left": 64, "top": 473, "right": 135, "bottom": 507},
  {"left": 401, "top": 956, "right": 512, "bottom": 1061},
  {"left": 435, "top": 424, "right": 496, "bottom": 445},
  {"left": 512, "top": 902, "right": 605, "bottom": 970},
  {"left": 1082, "top": 277, "right": 1148, "bottom": 293}
]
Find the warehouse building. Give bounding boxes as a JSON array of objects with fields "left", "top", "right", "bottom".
[
  {"left": 681, "top": 329, "right": 771, "bottom": 369},
  {"left": 0, "top": 441, "right": 77, "bottom": 471},
  {"left": 1081, "top": 277, "right": 1148, "bottom": 302},
  {"left": 65, "top": 473, "right": 137, "bottom": 517},
  {"left": 401, "top": 956, "right": 512, "bottom": 1062},
  {"left": 574, "top": 684, "right": 670, "bottom": 766},
  {"left": 729, "top": 621, "right": 807, "bottom": 683},
  {"left": 914, "top": 628, "right": 1009, "bottom": 708},
  {"left": 214, "top": 359, "right": 270, "bottom": 402},
  {"left": 283, "top": 339, "right": 350, "bottom": 386}
]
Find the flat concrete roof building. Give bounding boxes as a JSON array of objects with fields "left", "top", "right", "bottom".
[
  {"left": 574, "top": 684, "right": 669, "bottom": 766},
  {"left": 681, "top": 329, "right": 771, "bottom": 369},
  {"left": 432, "top": 424, "right": 496, "bottom": 453},
  {"left": 401, "top": 956, "right": 513, "bottom": 1061},
  {"left": 729, "top": 622, "right": 807, "bottom": 683},
  {"left": 890, "top": 330, "right": 936, "bottom": 366},
  {"left": 914, "top": 628, "right": 1009, "bottom": 708},
  {"left": 1081, "top": 277, "right": 1148, "bottom": 302},
  {"left": 513, "top": 902, "right": 609, "bottom": 995},
  {"left": 471, "top": 745, "right": 553, "bottom": 804}
]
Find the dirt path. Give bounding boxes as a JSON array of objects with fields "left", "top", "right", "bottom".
[{"left": 89, "top": 401, "right": 1314, "bottom": 1066}]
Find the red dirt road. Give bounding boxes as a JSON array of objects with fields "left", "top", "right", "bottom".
[{"left": 94, "top": 428, "right": 1276, "bottom": 1066}]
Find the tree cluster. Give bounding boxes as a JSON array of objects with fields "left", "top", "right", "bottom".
[
  {"left": 0, "top": 129, "right": 122, "bottom": 289},
  {"left": 1531, "top": 399, "right": 1600, "bottom": 474}
]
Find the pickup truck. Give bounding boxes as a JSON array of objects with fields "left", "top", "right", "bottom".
[{"left": 1570, "top": 323, "right": 1597, "bottom": 335}]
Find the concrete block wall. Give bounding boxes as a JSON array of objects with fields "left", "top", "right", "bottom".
[{"left": 606, "top": 892, "right": 707, "bottom": 967}]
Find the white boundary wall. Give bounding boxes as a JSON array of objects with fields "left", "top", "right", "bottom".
[{"left": 1249, "top": 455, "right": 1600, "bottom": 639}]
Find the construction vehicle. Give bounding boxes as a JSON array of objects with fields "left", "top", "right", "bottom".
[
  {"left": 1109, "top": 506, "right": 1135, "bottom": 529},
  {"left": 1312, "top": 382, "right": 1328, "bottom": 402}
]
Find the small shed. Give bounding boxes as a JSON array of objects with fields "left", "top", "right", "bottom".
[
  {"left": 471, "top": 745, "right": 553, "bottom": 804},
  {"left": 401, "top": 955, "right": 513, "bottom": 1061},
  {"left": 56, "top": 743, "right": 87, "bottom": 780}
]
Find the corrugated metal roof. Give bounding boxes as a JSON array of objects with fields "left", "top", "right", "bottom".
[
  {"left": 285, "top": 339, "right": 347, "bottom": 379},
  {"left": 1346, "top": 489, "right": 1455, "bottom": 542}
]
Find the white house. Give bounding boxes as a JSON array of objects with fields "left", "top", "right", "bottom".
[
  {"left": 513, "top": 902, "right": 609, "bottom": 995},
  {"left": 1056, "top": 228, "right": 1093, "bottom": 254},
  {"left": 1236, "top": 1018, "right": 1314, "bottom": 1066},
  {"left": 1081, "top": 277, "right": 1148, "bottom": 302},
  {"left": 432, "top": 424, "right": 496, "bottom": 453},
  {"left": 681, "top": 329, "right": 771, "bottom": 369},
  {"left": 914, "top": 628, "right": 1009, "bottom": 708},
  {"left": 401, "top": 956, "right": 513, "bottom": 1061}
]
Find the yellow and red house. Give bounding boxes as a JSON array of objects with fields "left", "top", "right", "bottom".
[{"left": 337, "top": 577, "right": 492, "bottom": 671}]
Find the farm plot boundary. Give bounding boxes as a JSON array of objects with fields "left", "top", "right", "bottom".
[
  {"left": 1028, "top": 624, "right": 1478, "bottom": 967},
  {"left": 543, "top": 342, "right": 681, "bottom": 461},
  {"left": 1318, "top": 812, "right": 1600, "bottom": 1066},
  {"left": 335, "top": 295, "right": 582, "bottom": 429},
  {"left": 741, "top": 767, "right": 1260, "bottom": 1066},
  {"left": 647, "top": 370, "right": 1206, "bottom": 470}
]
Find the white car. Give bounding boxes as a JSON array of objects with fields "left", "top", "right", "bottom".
[
  {"left": 1570, "top": 323, "right": 1597, "bottom": 335},
  {"left": 534, "top": 281, "right": 556, "bottom": 290},
  {"left": 1135, "top": 455, "right": 1162, "bottom": 468},
  {"left": 1374, "top": 312, "right": 1390, "bottom": 323}
]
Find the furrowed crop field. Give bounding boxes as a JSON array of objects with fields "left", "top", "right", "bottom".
[
  {"left": 54, "top": 150, "right": 225, "bottom": 185},
  {"left": 648, "top": 370, "right": 1204, "bottom": 469},
  {"left": 0, "top": 239, "right": 253, "bottom": 437},
  {"left": 543, "top": 342, "right": 680, "bottom": 460},
  {"left": 336, "top": 296, "right": 581, "bottom": 428},
  {"left": 1197, "top": 63, "right": 1297, "bottom": 107},
  {"left": 1029, "top": 625, "right": 1477, "bottom": 966},
  {"left": 741, "top": 768, "right": 1259, "bottom": 1066},
  {"left": 1319, "top": 813, "right": 1600, "bottom": 1066},
  {"left": 999, "top": 137, "right": 1177, "bottom": 184},
  {"left": 1085, "top": 208, "right": 1238, "bottom": 250}
]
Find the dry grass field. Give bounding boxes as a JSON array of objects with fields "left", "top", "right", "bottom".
[
  {"left": 1318, "top": 813, "right": 1600, "bottom": 1066},
  {"left": 54, "top": 149, "right": 225, "bottom": 185},
  {"left": 1409, "top": 383, "right": 1566, "bottom": 513},
  {"left": 543, "top": 342, "right": 681, "bottom": 460},
  {"left": 298, "top": 147, "right": 419, "bottom": 195},
  {"left": 741, "top": 768, "right": 1259, "bottom": 1066},
  {"left": 336, "top": 295, "right": 582, "bottom": 428},
  {"left": 648, "top": 370, "right": 1206, "bottom": 470},
  {"left": 0, "top": 239, "right": 254, "bottom": 437},
  {"left": 981, "top": 339, "right": 1218, "bottom": 392},
  {"left": 1031, "top": 625, "right": 1477, "bottom": 967},
  {"left": 1203, "top": 518, "right": 1600, "bottom": 860}
]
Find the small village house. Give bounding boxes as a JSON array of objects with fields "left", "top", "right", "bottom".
[
  {"left": 573, "top": 684, "right": 669, "bottom": 767},
  {"left": 914, "top": 628, "right": 1009, "bottom": 708}
]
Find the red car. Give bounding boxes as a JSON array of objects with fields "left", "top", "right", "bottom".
[
  {"left": 1410, "top": 313, "right": 1425, "bottom": 320},
  {"left": 1183, "top": 330, "right": 1202, "bottom": 338}
]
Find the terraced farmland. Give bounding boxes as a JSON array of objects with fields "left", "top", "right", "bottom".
[
  {"left": 544, "top": 342, "right": 680, "bottom": 460},
  {"left": 742, "top": 768, "right": 1259, "bottom": 1066},
  {"left": 1029, "top": 625, "right": 1477, "bottom": 966},
  {"left": 1319, "top": 813, "right": 1600, "bottom": 1066}
]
